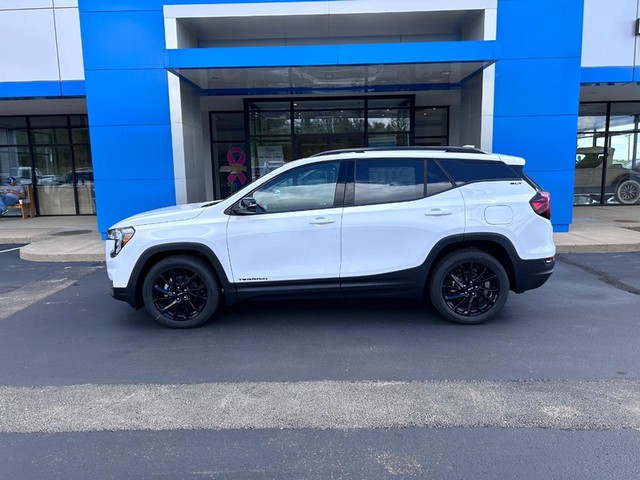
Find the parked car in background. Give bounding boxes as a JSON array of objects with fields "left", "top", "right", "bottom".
[{"left": 574, "top": 147, "right": 640, "bottom": 204}]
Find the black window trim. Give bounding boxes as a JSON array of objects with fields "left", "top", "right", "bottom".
[{"left": 435, "top": 158, "right": 523, "bottom": 187}]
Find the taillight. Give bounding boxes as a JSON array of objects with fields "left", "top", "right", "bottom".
[{"left": 530, "top": 191, "right": 551, "bottom": 220}]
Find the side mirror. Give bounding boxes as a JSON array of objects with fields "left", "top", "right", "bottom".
[{"left": 233, "top": 197, "right": 258, "bottom": 215}]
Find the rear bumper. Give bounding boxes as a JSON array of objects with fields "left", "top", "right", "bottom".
[{"left": 512, "top": 256, "right": 555, "bottom": 293}]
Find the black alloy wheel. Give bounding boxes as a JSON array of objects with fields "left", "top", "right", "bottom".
[
  {"left": 142, "top": 255, "right": 220, "bottom": 328},
  {"left": 429, "top": 249, "right": 509, "bottom": 325}
]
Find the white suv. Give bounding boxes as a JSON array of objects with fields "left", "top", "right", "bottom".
[{"left": 106, "top": 147, "right": 555, "bottom": 328}]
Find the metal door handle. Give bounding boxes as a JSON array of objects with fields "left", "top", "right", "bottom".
[
  {"left": 309, "top": 217, "right": 336, "bottom": 225},
  {"left": 424, "top": 209, "right": 452, "bottom": 217}
]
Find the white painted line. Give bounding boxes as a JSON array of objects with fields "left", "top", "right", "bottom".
[
  {"left": 0, "top": 247, "right": 21, "bottom": 253},
  {"left": 0, "top": 266, "right": 100, "bottom": 320}
]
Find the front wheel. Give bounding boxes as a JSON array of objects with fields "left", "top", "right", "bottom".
[
  {"left": 429, "top": 249, "right": 509, "bottom": 325},
  {"left": 142, "top": 255, "right": 220, "bottom": 328},
  {"left": 615, "top": 178, "right": 640, "bottom": 205}
]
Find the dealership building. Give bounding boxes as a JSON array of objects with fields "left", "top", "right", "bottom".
[{"left": 1, "top": 0, "right": 640, "bottom": 233}]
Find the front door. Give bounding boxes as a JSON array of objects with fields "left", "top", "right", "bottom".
[{"left": 227, "top": 161, "right": 343, "bottom": 284}]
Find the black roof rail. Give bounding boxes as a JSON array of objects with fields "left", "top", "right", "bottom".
[{"left": 309, "top": 146, "right": 488, "bottom": 157}]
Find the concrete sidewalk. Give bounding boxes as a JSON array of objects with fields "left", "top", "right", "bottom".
[{"left": 1, "top": 206, "right": 640, "bottom": 262}]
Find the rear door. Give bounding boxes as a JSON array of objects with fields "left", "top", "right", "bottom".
[{"left": 340, "top": 158, "right": 465, "bottom": 285}]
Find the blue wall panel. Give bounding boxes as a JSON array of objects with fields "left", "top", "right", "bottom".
[
  {"left": 493, "top": 115, "right": 578, "bottom": 172},
  {"left": 581, "top": 67, "right": 634, "bottom": 84},
  {"left": 80, "top": 11, "right": 166, "bottom": 70},
  {"left": 494, "top": 58, "right": 581, "bottom": 117},
  {"left": 0, "top": 81, "right": 85, "bottom": 99},
  {"left": 89, "top": 125, "right": 174, "bottom": 181},
  {"left": 496, "top": 0, "right": 583, "bottom": 59},
  {"left": 80, "top": 4, "right": 177, "bottom": 232},
  {"left": 84, "top": 69, "right": 170, "bottom": 126},
  {"left": 494, "top": 0, "right": 584, "bottom": 232},
  {"left": 94, "top": 179, "right": 177, "bottom": 227}
]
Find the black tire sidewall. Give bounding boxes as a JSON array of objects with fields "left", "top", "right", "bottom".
[
  {"left": 142, "top": 255, "right": 220, "bottom": 328},
  {"left": 429, "top": 249, "right": 509, "bottom": 325}
]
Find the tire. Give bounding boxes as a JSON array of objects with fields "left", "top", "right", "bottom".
[
  {"left": 429, "top": 249, "right": 509, "bottom": 325},
  {"left": 615, "top": 178, "right": 640, "bottom": 205},
  {"left": 142, "top": 255, "right": 220, "bottom": 328}
]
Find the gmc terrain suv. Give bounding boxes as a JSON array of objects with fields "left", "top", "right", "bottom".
[{"left": 107, "top": 147, "right": 555, "bottom": 328}]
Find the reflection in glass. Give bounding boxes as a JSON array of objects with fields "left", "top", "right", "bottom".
[
  {"left": 251, "top": 138, "right": 292, "bottom": 179},
  {"left": 295, "top": 110, "right": 364, "bottom": 134},
  {"left": 32, "top": 128, "right": 70, "bottom": 145},
  {"left": 576, "top": 103, "right": 640, "bottom": 205},
  {"left": 0, "top": 146, "right": 31, "bottom": 184},
  {"left": 0, "top": 117, "right": 28, "bottom": 146},
  {"left": 367, "top": 109, "right": 409, "bottom": 133},
  {"left": 249, "top": 110, "right": 291, "bottom": 136},
  {"left": 211, "top": 112, "right": 245, "bottom": 142},
  {"left": 33, "top": 146, "right": 75, "bottom": 214},
  {"left": 253, "top": 161, "right": 339, "bottom": 213}
]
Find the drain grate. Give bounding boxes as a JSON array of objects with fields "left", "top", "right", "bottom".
[
  {"left": 50, "top": 230, "right": 94, "bottom": 236},
  {"left": 614, "top": 219, "right": 638, "bottom": 223}
]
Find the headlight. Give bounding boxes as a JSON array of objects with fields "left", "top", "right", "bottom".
[{"left": 106, "top": 227, "right": 135, "bottom": 258}]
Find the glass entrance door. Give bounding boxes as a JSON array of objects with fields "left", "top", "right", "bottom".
[{"left": 295, "top": 133, "right": 365, "bottom": 158}]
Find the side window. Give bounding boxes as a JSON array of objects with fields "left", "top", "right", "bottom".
[
  {"left": 427, "top": 160, "right": 454, "bottom": 197},
  {"left": 252, "top": 161, "right": 339, "bottom": 213},
  {"left": 354, "top": 159, "right": 424, "bottom": 206},
  {"left": 437, "top": 159, "right": 520, "bottom": 186}
]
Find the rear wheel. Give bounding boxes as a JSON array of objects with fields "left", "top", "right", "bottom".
[
  {"left": 429, "top": 249, "right": 509, "bottom": 325},
  {"left": 142, "top": 255, "right": 220, "bottom": 328}
]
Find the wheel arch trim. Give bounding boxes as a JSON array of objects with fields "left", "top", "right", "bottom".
[{"left": 125, "top": 243, "right": 236, "bottom": 308}]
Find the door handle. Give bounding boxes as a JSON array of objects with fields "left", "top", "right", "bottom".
[
  {"left": 424, "top": 209, "right": 452, "bottom": 217},
  {"left": 309, "top": 217, "right": 336, "bottom": 225}
]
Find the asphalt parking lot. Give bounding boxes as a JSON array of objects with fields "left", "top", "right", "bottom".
[{"left": 0, "top": 246, "right": 639, "bottom": 479}]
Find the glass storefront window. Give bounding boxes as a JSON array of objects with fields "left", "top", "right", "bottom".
[
  {"left": 32, "top": 128, "right": 70, "bottom": 145},
  {"left": 211, "top": 112, "right": 245, "bottom": 142},
  {"left": 251, "top": 137, "right": 293, "bottom": 179},
  {"left": 367, "top": 108, "right": 410, "bottom": 133},
  {"left": 0, "top": 146, "right": 31, "bottom": 184},
  {"left": 576, "top": 102, "right": 640, "bottom": 206},
  {"left": 71, "top": 128, "right": 90, "bottom": 145},
  {"left": 211, "top": 97, "right": 449, "bottom": 199},
  {"left": 213, "top": 142, "right": 249, "bottom": 199},
  {"left": 73, "top": 145, "right": 95, "bottom": 214},
  {"left": 29, "top": 116, "right": 68, "bottom": 127},
  {"left": 0, "top": 117, "right": 28, "bottom": 146},
  {"left": 0, "top": 114, "right": 93, "bottom": 215},
  {"left": 609, "top": 102, "right": 640, "bottom": 133},
  {"left": 295, "top": 110, "right": 364, "bottom": 134},
  {"left": 249, "top": 110, "right": 291, "bottom": 136},
  {"left": 415, "top": 107, "right": 448, "bottom": 137},
  {"left": 368, "top": 132, "right": 408, "bottom": 147}
]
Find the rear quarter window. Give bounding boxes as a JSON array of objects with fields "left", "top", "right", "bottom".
[{"left": 437, "top": 159, "right": 520, "bottom": 186}]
